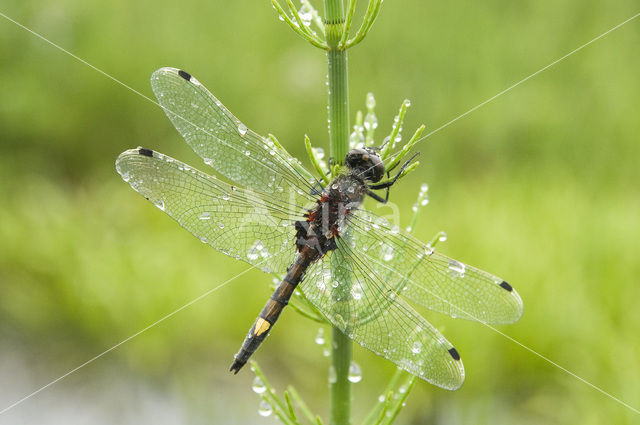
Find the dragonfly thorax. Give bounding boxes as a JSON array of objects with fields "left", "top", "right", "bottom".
[{"left": 345, "top": 148, "right": 385, "bottom": 183}]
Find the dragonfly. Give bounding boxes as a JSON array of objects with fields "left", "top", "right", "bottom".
[{"left": 116, "top": 67, "right": 523, "bottom": 390}]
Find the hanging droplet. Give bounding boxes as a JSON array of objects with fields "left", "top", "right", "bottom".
[
  {"left": 328, "top": 365, "right": 337, "bottom": 384},
  {"left": 366, "top": 92, "right": 376, "bottom": 110},
  {"left": 258, "top": 400, "right": 273, "bottom": 417},
  {"left": 448, "top": 259, "right": 466, "bottom": 277},
  {"left": 439, "top": 232, "right": 447, "bottom": 242},
  {"left": 348, "top": 361, "right": 362, "bottom": 383},
  {"left": 252, "top": 376, "right": 266, "bottom": 394}
]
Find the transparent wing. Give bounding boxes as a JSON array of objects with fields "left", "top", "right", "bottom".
[
  {"left": 150, "top": 67, "right": 317, "bottom": 207},
  {"left": 300, "top": 234, "right": 465, "bottom": 390},
  {"left": 116, "top": 147, "right": 303, "bottom": 274},
  {"left": 348, "top": 210, "right": 523, "bottom": 324}
]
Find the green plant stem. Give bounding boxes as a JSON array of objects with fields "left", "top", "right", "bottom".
[
  {"left": 325, "top": 0, "right": 350, "bottom": 165},
  {"left": 324, "top": 1, "right": 352, "bottom": 424},
  {"left": 331, "top": 326, "right": 352, "bottom": 425}
]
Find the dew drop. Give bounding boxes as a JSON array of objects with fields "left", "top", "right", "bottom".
[
  {"left": 411, "top": 341, "right": 423, "bottom": 354},
  {"left": 421, "top": 197, "right": 429, "bottom": 206},
  {"left": 364, "top": 113, "right": 378, "bottom": 131},
  {"left": 247, "top": 247, "right": 259, "bottom": 261},
  {"left": 199, "top": 212, "right": 211, "bottom": 220},
  {"left": 404, "top": 99, "right": 411, "bottom": 107},
  {"left": 351, "top": 284, "right": 363, "bottom": 300},
  {"left": 258, "top": 400, "right": 272, "bottom": 417},
  {"left": 237, "top": 123, "right": 248, "bottom": 136},
  {"left": 366, "top": 92, "right": 376, "bottom": 109},
  {"left": 348, "top": 361, "right": 362, "bottom": 383},
  {"left": 328, "top": 365, "right": 337, "bottom": 384},
  {"left": 439, "top": 232, "right": 447, "bottom": 242},
  {"left": 218, "top": 222, "right": 225, "bottom": 229},
  {"left": 383, "top": 246, "right": 394, "bottom": 262},
  {"left": 252, "top": 376, "right": 266, "bottom": 394},
  {"left": 315, "top": 328, "right": 325, "bottom": 345},
  {"left": 448, "top": 259, "right": 466, "bottom": 277},
  {"left": 222, "top": 193, "right": 231, "bottom": 201},
  {"left": 420, "top": 183, "right": 429, "bottom": 193},
  {"left": 154, "top": 200, "right": 165, "bottom": 211}
]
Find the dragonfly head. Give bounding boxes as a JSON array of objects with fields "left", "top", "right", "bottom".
[{"left": 345, "top": 148, "right": 385, "bottom": 183}]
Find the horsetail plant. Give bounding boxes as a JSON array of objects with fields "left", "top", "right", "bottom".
[{"left": 247, "top": 1, "right": 434, "bottom": 424}]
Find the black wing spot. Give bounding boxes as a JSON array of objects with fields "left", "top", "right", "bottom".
[
  {"left": 448, "top": 347, "right": 461, "bottom": 361},
  {"left": 138, "top": 148, "right": 153, "bottom": 157},
  {"left": 178, "top": 70, "right": 192, "bottom": 81},
  {"left": 499, "top": 281, "right": 513, "bottom": 292}
]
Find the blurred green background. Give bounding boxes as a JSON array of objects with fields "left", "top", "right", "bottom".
[{"left": 1, "top": 0, "right": 639, "bottom": 424}]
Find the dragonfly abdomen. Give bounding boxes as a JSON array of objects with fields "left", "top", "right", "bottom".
[{"left": 229, "top": 247, "right": 317, "bottom": 374}]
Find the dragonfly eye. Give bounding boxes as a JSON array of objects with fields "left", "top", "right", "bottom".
[{"left": 345, "top": 148, "right": 385, "bottom": 182}]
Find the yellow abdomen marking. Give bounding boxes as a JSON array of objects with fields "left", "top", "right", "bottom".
[{"left": 254, "top": 318, "right": 271, "bottom": 336}]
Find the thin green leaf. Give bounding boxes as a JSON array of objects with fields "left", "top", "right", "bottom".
[
  {"left": 339, "top": 0, "right": 358, "bottom": 48},
  {"left": 288, "top": 385, "right": 318, "bottom": 424},
  {"left": 381, "top": 375, "right": 417, "bottom": 425},
  {"left": 384, "top": 124, "right": 425, "bottom": 172},
  {"left": 272, "top": 0, "right": 327, "bottom": 49},
  {"left": 300, "top": 0, "right": 325, "bottom": 36},
  {"left": 251, "top": 361, "right": 292, "bottom": 420},
  {"left": 346, "top": 0, "right": 382, "bottom": 48},
  {"left": 288, "top": 295, "right": 326, "bottom": 323},
  {"left": 380, "top": 99, "right": 409, "bottom": 160},
  {"left": 305, "top": 135, "right": 330, "bottom": 184}
]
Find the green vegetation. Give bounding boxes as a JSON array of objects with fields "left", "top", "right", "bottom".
[{"left": 1, "top": 0, "right": 639, "bottom": 424}]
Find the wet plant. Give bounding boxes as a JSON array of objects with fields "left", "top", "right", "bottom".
[
  {"left": 116, "top": 1, "right": 522, "bottom": 423},
  {"left": 251, "top": 1, "right": 434, "bottom": 424}
]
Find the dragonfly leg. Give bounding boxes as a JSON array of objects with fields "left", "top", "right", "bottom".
[
  {"left": 366, "top": 190, "right": 388, "bottom": 204},
  {"left": 368, "top": 152, "right": 419, "bottom": 191}
]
